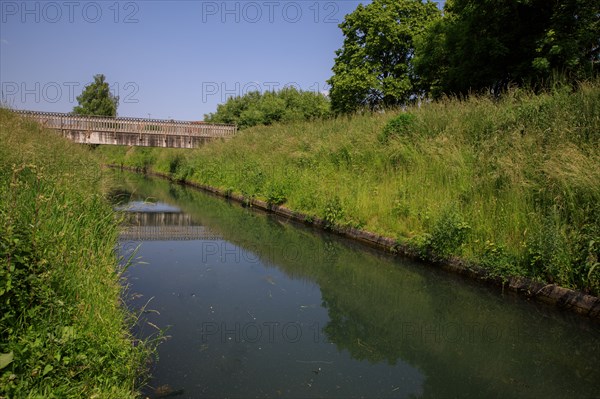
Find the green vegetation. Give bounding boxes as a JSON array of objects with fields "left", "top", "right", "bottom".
[
  {"left": 204, "top": 87, "right": 331, "bottom": 129},
  {"left": 0, "top": 109, "right": 149, "bottom": 398},
  {"left": 328, "top": 0, "right": 440, "bottom": 113},
  {"left": 73, "top": 74, "right": 119, "bottom": 117},
  {"left": 98, "top": 82, "right": 600, "bottom": 296},
  {"left": 329, "top": 0, "right": 599, "bottom": 112},
  {"left": 415, "top": 0, "right": 600, "bottom": 97}
]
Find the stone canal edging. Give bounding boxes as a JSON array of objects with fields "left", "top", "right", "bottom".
[{"left": 108, "top": 165, "right": 600, "bottom": 320}]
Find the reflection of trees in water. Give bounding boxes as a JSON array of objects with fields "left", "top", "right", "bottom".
[
  {"left": 322, "top": 239, "right": 340, "bottom": 264},
  {"left": 106, "top": 188, "right": 135, "bottom": 206},
  {"left": 168, "top": 184, "right": 182, "bottom": 201},
  {"left": 322, "top": 292, "right": 398, "bottom": 365},
  {"left": 109, "top": 170, "right": 600, "bottom": 398}
]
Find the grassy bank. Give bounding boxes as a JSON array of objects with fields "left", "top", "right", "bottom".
[
  {"left": 0, "top": 109, "right": 150, "bottom": 397},
  {"left": 97, "top": 82, "right": 600, "bottom": 296}
]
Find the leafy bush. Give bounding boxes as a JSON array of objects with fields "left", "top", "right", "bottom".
[
  {"left": 425, "top": 207, "right": 471, "bottom": 259},
  {"left": 204, "top": 87, "right": 331, "bottom": 129},
  {"left": 378, "top": 113, "right": 416, "bottom": 143},
  {"left": 478, "top": 240, "right": 522, "bottom": 278},
  {"left": 265, "top": 180, "right": 288, "bottom": 206},
  {"left": 323, "top": 197, "right": 345, "bottom": 228}
]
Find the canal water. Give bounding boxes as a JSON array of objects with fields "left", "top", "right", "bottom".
[{"left": 111, "top": 171, "right": 599, "bottom": 398}]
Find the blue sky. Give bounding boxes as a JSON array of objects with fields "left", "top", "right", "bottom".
[{"left": 1, "top": 1, "right": 442, "bottom": 120}]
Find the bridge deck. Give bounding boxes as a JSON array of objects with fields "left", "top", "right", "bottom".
[{"left": 14, "top": 110, "right": 237, "bottom": 148}]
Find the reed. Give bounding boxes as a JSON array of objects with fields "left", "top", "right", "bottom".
[{"left": 0, "top": 109, "right": 151, "bottom": 398}]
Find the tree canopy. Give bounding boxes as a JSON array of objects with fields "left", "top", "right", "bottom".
[
  {"left": 415, "top": 0, "right": 600, "bottom": 97},
  {"left": 73, "top": 74, "right": 119, "bottom": 117},
  {"left": 327, "top": 0, "right": 441, "bottom": 114},
  {"left": 329, "top": 0, "right": 599, "bottom": 111},
  {"left": 204, "top": 87, "right": 330, "bottom": 129}
]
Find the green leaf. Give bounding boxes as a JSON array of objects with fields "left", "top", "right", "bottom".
[
  {"left": 589, "top": 263, "right": 600, "bottom": 280},
  {"left": 61, "top": 326, "right": 76, "bottom": 342},
  {"left": 0, "top": 351, "right": 14, "bottom": 369},
  {"left": 43, "top": 364, "right": 53, "bottom": 376}
]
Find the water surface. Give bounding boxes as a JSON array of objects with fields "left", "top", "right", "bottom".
[{"left": 112, "top": 172, "right": 600, "bottom": 398}]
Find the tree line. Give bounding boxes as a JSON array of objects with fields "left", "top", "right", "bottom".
[
  {"left": 73, "top": 1, "right": 598, "bottom": 123},
  {"left": 329, "top": 0, "right": 599, "bottom": 113},
  {"left": 203, "top": 87, "right": 331, "bottom": 129}
]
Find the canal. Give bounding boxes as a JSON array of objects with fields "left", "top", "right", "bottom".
[{"left": 110, "top": 171, "right": 599, "bottom": 398}]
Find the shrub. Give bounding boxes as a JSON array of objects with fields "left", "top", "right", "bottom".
[
  {"left": 378, "top": 113, "right": 416, "bottom": 143},
  {"left": 425, "top": 207, "right": 471, "bottom": 259},
  {"left": 323, "top": 196, "right": 345, "bottom": 228}
]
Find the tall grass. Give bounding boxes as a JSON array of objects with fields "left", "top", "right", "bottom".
[
  {"left": 97, "top": 81, "right": 600, "bottom": 295},
  {"left": 0, "top": 109, "right": 150, "bottom": 398}
]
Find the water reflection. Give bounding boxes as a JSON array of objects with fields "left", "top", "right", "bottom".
[
  {"left": 110, "top": 171, "right": 600, "bottom": 399},
  {"left": 120, "top": 211, "right": 222, "bottom": 242}
]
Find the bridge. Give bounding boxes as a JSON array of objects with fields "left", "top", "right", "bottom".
[
  {"left": 119, "top": 211, "right": 223, "bottom": 241},
  {"left": 15, "top": 110, "right": 237, "bottom": 149}
]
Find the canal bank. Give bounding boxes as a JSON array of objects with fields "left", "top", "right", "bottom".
[
  {"left": 0, "top": 109, "right": 151, "bottom": 398},
  {"left": 108, "top": 164, "right": 600, "bottom": 321},
  {"left": 98, "top": 83, "right": 600, "bottom": 318}
]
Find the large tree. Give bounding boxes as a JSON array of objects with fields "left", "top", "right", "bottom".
[
  {"left": 327, "top": 0, "right": 441, "bottom": 114},
  {"left": 415, "top": 0, "right": 600, "bottom": 97},
  {"left": 533, "top": 0, "right": 600, "bottom": 80},
  {"left": 73, "top": 74, "right": 118, "bottom": 117}
]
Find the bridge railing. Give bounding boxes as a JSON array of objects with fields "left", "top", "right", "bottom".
[{"left": 14, "top": 110, "right": 237, "bottom": 138}]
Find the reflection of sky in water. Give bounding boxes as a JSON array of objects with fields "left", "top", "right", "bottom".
[{"left": 115, "top": 201, "right": 181, "bottom": 213}]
